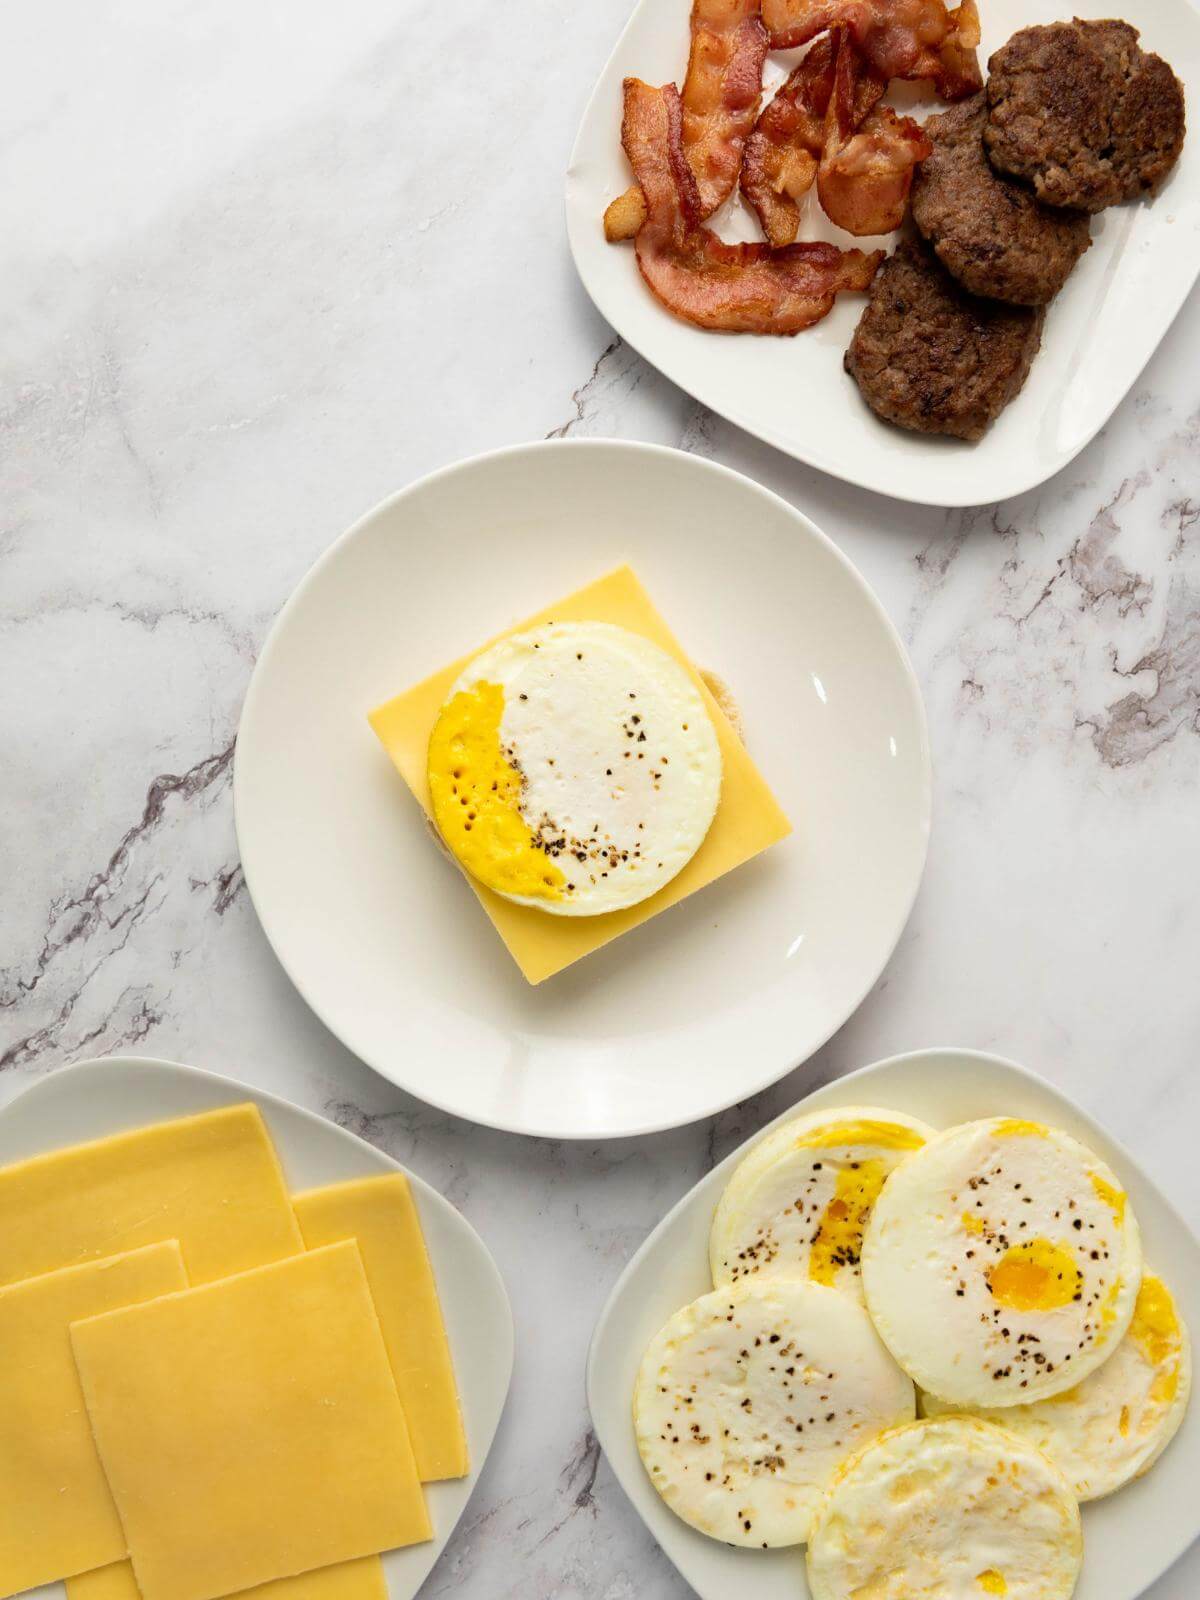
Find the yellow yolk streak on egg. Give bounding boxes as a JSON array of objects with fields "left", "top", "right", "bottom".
[
  {"left": 961, "top": 1212, "right": 985, "bottom": 1236},
  {"left": 1090, "top": 1172, "right": 1127, "bottom": 1224},
  {"left": 992, "top": 1119, "right": 1050, "bottom": 1139},
  {"left": 809, "top": 1159, "right": 889, "bottom": 1286},
  {"left": 793, "top": 1120, "right": 927, "bottom": 1153},
  {"left": 988, "top": 1238, "right": 1081, "bottom": 1313},
  {"left": 977, "top": 1572, "right": 1008, "bottom": 1595},
  {"left": 427, "top": 683, "right": 565, "bottom": 902},
  {"left": 1131, "top": 1276, "right": 1183, "bottom": 1405}
]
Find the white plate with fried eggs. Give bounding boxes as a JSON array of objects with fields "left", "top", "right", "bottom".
[
  {"left": 587, "top": 1048, "right": 1200, "bottom": 1600},
  {"left": 235, "top": 440, "right": 929, "bottom": 1138}
]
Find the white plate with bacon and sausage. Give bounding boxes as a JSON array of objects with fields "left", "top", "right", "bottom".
[{"left": 566, "top": 0, "right": 1200, "bottom": 507}]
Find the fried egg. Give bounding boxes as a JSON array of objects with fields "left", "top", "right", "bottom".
[
  {"left": 806, "top": 1415, "right": 1083, "bottom": 1600},
  {"left": 709, "top": 1106, "right": 935, "bottom": 1301},
  {"left": 861, "top": 1118, "right": 1143, "bottom": 1406},
  {"left": 426, "top": 621, "right": 721, "bottom": 916},
  {"left": 923, "top": 1270, "right": 1191, "bottom": 1500},
  {"left": 633, "top": 1277, "right": 915, "bottom": 1547}
]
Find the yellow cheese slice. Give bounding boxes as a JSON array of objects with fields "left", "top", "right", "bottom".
[
  {"left": 293, "top": 1175, "right": 467, "bottom": 1481},
  {"left": 368, "top": 565, "right": 792, "bottom": 983},
  {"left": 0, "top": 1105, "right": 302, "bottom": 1288},
  {"left": 70, "top": 1241, "right": 430, "bottom": 1600},
  {"left": 68, "top": 1556, "right": 387, "bottom": 1600},
  {"left": 0, "top": 1242, "right": 188, "bottom": 1600}
]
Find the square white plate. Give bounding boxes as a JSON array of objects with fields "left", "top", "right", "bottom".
[
  {"left": 0, "top": 1055, "right": 514, "bottom": 1600},
  {"left": 587, "top": 1048, "right": 1200, "bottom": 1600},
  {"left": 566, "top": 0, "right": 1200, "bottom": 507}
]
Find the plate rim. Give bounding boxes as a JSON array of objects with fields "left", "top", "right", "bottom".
[
  {"left": 564, "top": 0, "right": 1200, "bottom": 509},
  {"left": 0, "top": 1052, "right": 515, "bottom": 1600},
  {"left": 586, "top": 1044, "right": 1200, "bottom": 1600},
  {"left": 234, "top": 437, "right": 933, "bottom": 1141}
]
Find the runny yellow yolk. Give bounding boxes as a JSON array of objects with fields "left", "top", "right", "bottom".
[
  {"left": 809, "top": 1158, "right": 889, "bottom": 1285},
  {"left": 427, "top": 682, "right": 565, "bottom": 902},
  {"left": 976, "top": 1572, "right": 1007, "bottom": 1595},
  {"left": 987, "top": 1238, "right": 1081, "bottom": 1312},
  {"left": 1130, "top": 1275, "right": 1182, "bottom": 1405}
]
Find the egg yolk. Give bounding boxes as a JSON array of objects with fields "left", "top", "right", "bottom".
[
  {"left": 987, "top": 1238, "right": 1081, "bottom": 1312},
  {"left": 809, "top": 1158, "right": 888, "bottom": 1285},
  {"left": 794, "top": 1120, "right": 926, "bottom": 1153},
  {"left": 1090, "top": 1172, "right": 1127, "bottom": 1223},
  {"left": 977, "top": 1572, "right": 1007, "bottom": 1595},
  {"left": 992, "top": 1119, "right": 1049, "bottom": 1139},
  {"left": 427, "top": 682, "right": 565, "bottom": 902},
  {"left": 1131, "top": 1276, "right": 1182, "bottom": 1405}
]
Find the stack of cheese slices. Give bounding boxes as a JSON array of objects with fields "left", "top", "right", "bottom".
[
  {"left": 634, "top": 1107, "right": 1191, "bottom": 1600},
  {"left": 0, "top": 1105, "right": 466, "bottom": 1600}
]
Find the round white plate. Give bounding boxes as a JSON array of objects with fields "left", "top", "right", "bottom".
[
  {"left": 0, "top": 1055, "right": 513, "bottom": 1600},
  {"left": 235, "top": 440, "right": 930, "bottom": 1139},
  {"left": 566, "top": 0, "right": 1200, "bottom": 507},
  {"left": 587, "top": 1047, "right": 1200, "bottom": 1600}
]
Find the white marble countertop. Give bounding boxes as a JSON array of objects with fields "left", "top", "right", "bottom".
[{"left": 3, "top": 2, "right": 1199, "bottom": 1595}]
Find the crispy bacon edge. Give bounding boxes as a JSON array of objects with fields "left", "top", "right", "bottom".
[
  {"left": 605, "top": 0, "right": 769, "bottom": 241},
  {"left": 621, "top": 76, "right": 881, "bottom": 334},
  {"left": 759, "top": 0, "right": 983, "bottom": 100}
]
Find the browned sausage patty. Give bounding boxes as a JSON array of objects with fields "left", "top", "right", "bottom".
[
  {"left": 844, "top": 239, "right": 1045, "bottom": 441},
  {"left": 985, "top": 20, "right": 1186, "bottom": 212},
  {"left": 911, "top": 96, "right": 1091, "bottom": 305}
]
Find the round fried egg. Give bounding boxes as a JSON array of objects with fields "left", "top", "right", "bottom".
[
  {"left": 861, "top": 1118, "right": 1143, "bottom": 1406},
  {"left": 710, "top": 1106, "right": 935, "bottom": 1301},
  {"left": 806, "top": 1415, "right": 1083, "bottom": 1600},
  {"left": 426, "top": 621, "right": 721, "bottom": 916},
  {"left": 633, "top": 1277, "right": 915, "bottom": 1547},
  {"left": 923, "top": 1270, "right": 1191, "bottom": 1500}
]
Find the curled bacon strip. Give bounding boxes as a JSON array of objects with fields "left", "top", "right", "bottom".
[
  {"left": 621, "top": 77, "right": 881, "bottom": 334},
  {"left": 760, "top": 0, "right": 982, "bottom": 99},
  {"left": 605, "top": 0, "right": 769, "bottom": 241},
  {"left": 817, "top": 28, "right": 932, "bottom": 234},
  {"left": 742, "top": 28, "right": 926, "bottom": 242},
  {"left": 741, "top": 30, "right": 885, "bottom": 245}
]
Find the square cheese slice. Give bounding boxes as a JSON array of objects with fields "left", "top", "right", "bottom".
[
  {"left": 0, "top": 1241, "right": 188, "bottom": 1600},
  {"left": 293, "top": 1175, "right": 467, "bottom": 1482},
  {"left": 70, "top": 1241, "right": 430, "bottom": 1600},
  {"left": 368, "top": 565, "right": 791, "bottom": 983},
  {"left": 68, "top": 1555, "right": 387, "bottom": 1600},
  {"left": 0, "top": 1104, "right": 302, "bottom": 1288}
]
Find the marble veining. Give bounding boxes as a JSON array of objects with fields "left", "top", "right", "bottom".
[{"left": 2, "top": 1, "right": 1199, "bottom": 1594}]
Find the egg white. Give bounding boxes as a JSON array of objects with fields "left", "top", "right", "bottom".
[
  {"left": 440, "top": 621, "right": 721, "bottom": 915},
  {"left": 922, "top": 1269, "right": 1191, "bottom": 1500},
  {"left": 806, "top": 1415, "right": 1083, "bottom": 1600},
  {"left": 861, "top": 1118, "right": 1143, "bottom": 1406},
  {"left": 710, "top": 1105, "right": 936, "bottom": 1301},
  {"left": 633, "top": 1277, "right": 915, "bottom": 1547}
]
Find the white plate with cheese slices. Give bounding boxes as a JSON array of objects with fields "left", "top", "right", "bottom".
[
  {"left": 565, "top": 0, "right": 1200, "bottom": 507},
  {"left": 0, "top": 1055, "right": 514, "bottom": 1600},
  {"left": 587, "top": 1047, "right": 1200, "bottom": 1600},
  {"left": 234, "top": 440, "right": 931, "bottom": 1140}
]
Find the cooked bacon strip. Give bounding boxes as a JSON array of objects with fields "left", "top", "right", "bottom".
[
  {"left": 605, "top": 0, "right": 768, "bottom": 241},
  {"left": 760, "top": 0, "right": 982, "bottom": 99},
  {"left": 621, "top": 77, "right": 881, "bottom": 333},
  {"left": 741, "top": 30, "right": 888, "bottom": 245},
  {"left": 817, "top": 27, "right": 931, "bottom": 234}
]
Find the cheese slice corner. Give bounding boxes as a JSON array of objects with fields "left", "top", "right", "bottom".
[{"left": 293, "top": 1173, "right": 467, "bottom": 1481}]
